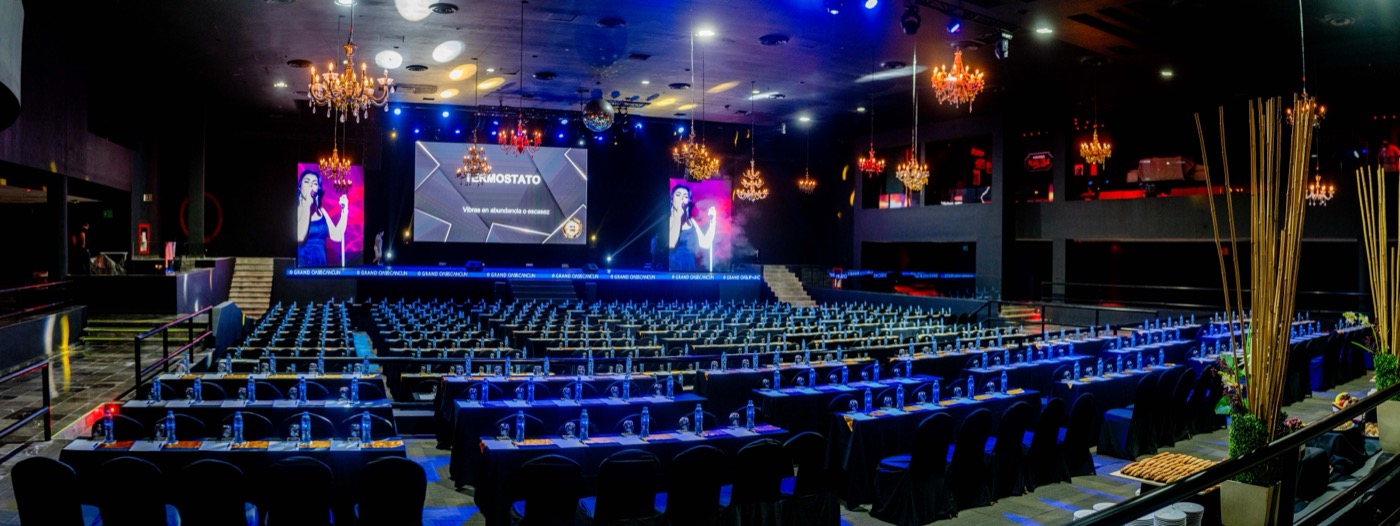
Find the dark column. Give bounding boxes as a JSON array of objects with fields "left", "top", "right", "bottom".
[
  {"left": 48, "top": 173, "right": 67, "bottom": 278},
  {"left": 976, "top": 116, "right": 1007, "bottom": 298},
  {"left": 1052, "top": 238, "right": 1067, "bottom": 302},
  {"left": 1051, "top": 129, "right": 1067, "bottom": 203},
  {"left": 186, "top": 118, "right": 205, "bottom": 257}
]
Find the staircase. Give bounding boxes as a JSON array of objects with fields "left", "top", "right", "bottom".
[
  {"left": 994, "top": 304, "right": 1040, "bottom": 327},
  {"left": 230, "top": 258, "right": 275, "bottom": 319},
  {"left": 763, "top": 266, "right": 816, "bottom": 307},
  {"left": 509, "top": 279, "right": 578, "bottom": 301},
  {"left": 80, "top": 315, "right": 196, "bottom": 349}
]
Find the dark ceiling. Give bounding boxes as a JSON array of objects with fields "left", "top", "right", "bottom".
[{"left": 62, "top": 0, "right": 1400, "bottom": 132}]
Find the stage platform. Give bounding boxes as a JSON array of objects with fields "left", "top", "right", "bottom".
[{"left": 286, "top": 266, "right": 762, "bottom": 282}]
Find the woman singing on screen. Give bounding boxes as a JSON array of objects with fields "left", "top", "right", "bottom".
[
  {"left": 667, "top": 184, "right": 716, "bottom": 272},
  {"left": 296, "top": 170, "right": 349, "bottom": 267}
]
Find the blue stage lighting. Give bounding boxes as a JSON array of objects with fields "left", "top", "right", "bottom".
[
  {"left": 864, "top": 0, "right": 877, "bottom": 8},
  {"left": 947, "top": 19, "right": 961, "bottom": 33},
  {"left": 558, "top": 133, "right": 565, "bottom": 139},
  {"left": 606, "top": 255, "right": 613, "bottom": 263},
  {"left": 413, "top": 128, "right": 420, "bottom": 134},
  {"left": 634, "top": 122, "right": 643, "bottom": 129},
  {"left": 442, "top": 111, "right": 450, "bottom": 118},
  {"left": 677, "top": 126, "right": 685, "bottom": 134},
  {"left": 393, "top": 107, "right": 401, "bottom": 115},
  {"left": 493, "top": 120, "right": 499, "bottom": 126},
  {"left": 455, "top": 129, "right": 461, "bottom": 134},
  {"left": 560, "top": 118, "right": 569, "bottom": 125}
]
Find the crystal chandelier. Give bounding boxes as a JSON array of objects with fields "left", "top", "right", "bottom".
[
  {"left": 897, "top": 50, "right": 929, "bottom": 192},
  {"left": 735, "top": 85, "right": 768, "bottom": 202},
  {"left": 319, "top": 114, "right": 352, "bottom": 191},
  {"left": 308, "top": 1, "right": 393, "bottom": 123},
  {"left": 456, "top": 137, "right": 492, "bottom": 184},
  {"left": 895, "top": 149, "right": 929, "bottom": 192},
  {"left": 858, "top": 59, "right": 885, "bottom": 176},
  {"left": 929, "top": 47, "right": 985, "bottom": 110},
  {"left": 1286, "top": 100, "right": 1326, "bottom": 128},
  {"left": 673, "top": 25, "right": 720, "bottom": 181},
  {"left": 1080, "top": 125, "right": 1112, "bottom": 167},
  {"left": 797, "top": 169, "right": 817, "bottom": 194},
  {"left": 1305, "top": 174, "right": 1335, "bottom": 206}
]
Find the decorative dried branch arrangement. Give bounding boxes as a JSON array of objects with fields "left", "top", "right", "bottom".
[
  {"left": 1195, "top": 94, "right": 1318, "bottom": 445},
  {"left": 1356, "top": 166, "right": 1400, "bottom": 392}
]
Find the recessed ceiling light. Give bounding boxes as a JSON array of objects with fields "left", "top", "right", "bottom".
[
  {"left": 641, "top": 79, "right": 650, "bottom": 85},
  {"left": 334, "top": 0, "right": 353, "bottom": 5},
  {"left": 273, "top": 81, "right": 288, "bottom": 88},
  {"left": 696, "top": 28, "right": 716, "bottom": 37},
  {"left": 375, "top": 50, "right": 403, "bottom": 69},
  {"left": 486, "top": 67, "right": 496, "bottom": 73},
  {"left": 428, "top": 2, "right": 457, "bottom": 14},
  {"left": 1160, "top": 68, "right": 1174, "bottom": 78},
  {"left": 1035, "top": 27, "right": 1053, "bottom": 34},
  {"left": 799, "top": 116, "right": 811, "bottom": 122},
  {"left": 286, "top": 59, "right": 312, "bottom": 68},
  {"left": 432, "top": 40, "right": 465, "bottom": 63},
  {"left": 668, "top": 82, "right": 691, "bottom": 90},
  {"left": 747, "top": 91, "right": 782, "bottom": 100},
  {"left": 448, "top": 63, "right": 477, "bottom": 80},
  {"left": 395, "top": 0, "right": 432, "bottom": 22},
  {"left": 856, "top": 106, "right": 866, "bottom": 113},
  {"left": 440, "top": 88, "right": 458, "bottom": 98},
  {"left": 406, "top": 64, "right": 429, "bottom": 72}
]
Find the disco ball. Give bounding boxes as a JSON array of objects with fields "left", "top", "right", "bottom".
[{"left": 582, "top": 98, "right": 616, "bottom": 132}]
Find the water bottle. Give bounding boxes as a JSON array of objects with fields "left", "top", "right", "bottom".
[
  {"left": 587, "top": 353, "right": 596, "bottom": 376},
  {"left": 1159, "top": 349, "right": 1165, "bottom": 367},
  {"left": 504, "top": 355, "right": 513, "bottom": 376},
  {"left": 514, "top": 411, "right": 525, "bottom": 442},
  {"left": 165, "top": 410, "right": 176, "bottom": 444},
  {"left": 863, "top": 388, "right": 873, "bottom": 413},
  {"left": 361, "top": 411, "right": 371, "bottom": 442},
  {"left": 316, "top": 356, "right": 325, "bottom": 376},
  {"left": 751, "top": 352, "right": 759, "bottom": 370},
  {"left": 579, "top": 409, "right": 590, "bottom": 440},
  {"left": 772, "top": 367, "right": 781, "bottom": 389},
  {"left": 803, "top": 348, "right": 811, "bottom": 365},
  {"left": 967, "top": 375, "right": 975, "bottom": 397},
  {"left": 871, "top": 363, "right": 880, "bottom": 382},
  {"left": 298, "top": 377, "right": 308, "bottom": 404},
  {"left": 233, "top": 411, "right": 244, "bottom": 443},
  {"left": 1000, "top": 371, "right": 1008, "bottom": 393},
  {"left": 932, "top": 380, "right": 941, "bottom": 404},
  {"left": 102, "top": 407, "right": 115, "bottom": 444},
  {"left": 222, "top": 356, "right": 234, "bottom": 374},
  {"left": 640, "top": 407, "right": 651, "bottom": 438},
  {"left": 481, "top": 377, "right": 490, "bottom": 403},
  {"left": 1136, "top": 351, "right": 1143, "bottom": 370},
  {"left": 841, "top": 365, "right": 849, "bottom": 385},
  {"left": 621, "top": 375, "right": 630, "bottom": 400},
  {"left": 361, "top": 356, "right": 371, "bottom": 375},
  {"left": 1095, "top": 358, "right": 1103, "bottom": 377},
  {"left": 625, "top": 355, "right": 633, "bottom": 375},
  {"left": 269, "top": 354, "right": 277, "bottom": 373},
  {"left": 809, "top": 368, "right": 818, "bottom": 387},
  {"left": 745, "top": 400, "right": 755, "bottom": 430},
  {"left": 246, "top": 376, "right": 256, "bottom": 403},
  {"left": 666, "top": 374, "right": 675, "bottom": 398},
  {"left": 896, "top": 385, "right": 905, "bottom": 409},
  {"left": 151, "top": 376, "right": 162, "bottom": 402},
  {"left": 694, "top": 404, "right": 704, "bottom": 434},
  {"left": 300, "top": 412, "right": 311, "bottom": 443},
  {"left": 527, "top": 377, "right": 537, "bottom": 403},
  {"left": 1115, "top": 355, "right": 1123, "bottom": 374},
  {"left": 542, "top": 355, "right": 550, "bottom": 376}
]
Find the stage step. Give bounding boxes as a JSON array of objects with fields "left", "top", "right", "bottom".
[
  {"left": 762, "top": 266, "right": 816, "bottom": 307},
  {"left": 81, "top": 315, "right": 199, "bottom": 348},
  {"left": 232, "top": 257, "right": 276, "bottom": 319},
  {"left": 510, "top": 279, "right": 578, "bottom": 301}
]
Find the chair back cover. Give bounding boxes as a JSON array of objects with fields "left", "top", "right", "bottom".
[
  {"left": 594, "top": 448, "right": 663, "bottom": 522},
  {"left": 666, "top": 445, "right": 727, "bottom": 525},
  {"left": 783, "top": 431, "right": 828, "bottom": 495},
  {"left": 515, "top": 454, "right": 583, "bottom": 526},
  {"left": 732, "top": 439, "right": 787, "bottom": 504},
  {"left": 96, "top": 456, "right": 167, "bottom": 526},
  {"left": 14, "top": 457, "right": 85, "bottom": 526},
  {"left": 357, "top": 456, "right": 427, "bottom": 526},
  {"left": 175, "top": 459, "right": 248, "bottom": 526},
  {"left": 258, "top": 455, "right": 335, "bottom": 526}
]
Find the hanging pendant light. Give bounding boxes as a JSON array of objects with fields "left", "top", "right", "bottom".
[
  {"left": 895, "top": 50, "right": 929, "bottom": 192},
  {"left": 308, "top": 0, "right": 393, "bottom": 123},
  {"left": 456, "top": 59, "right": 492, "bottom": 184},
  {"left": 498, "top": 1, "right": 541, "bottom": 157},
  {"left": 736, "top": 81, "right": 769, "bottom": 202},
  {"left": 672, "top": 25, "right": 719, "bottom": 181},
  {"left": 320, "top": 109, "right": 353, "bottom": 191},
  {"left": 857, "top": 56, "right": 885, "bottom": 177},
  {"left": 797, "top": 126, "right": 817, "bottom": 194}
]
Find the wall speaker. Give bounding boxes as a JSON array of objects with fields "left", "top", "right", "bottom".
[{"left": 465, "top": 260, "right": 484, "bottom": 272}]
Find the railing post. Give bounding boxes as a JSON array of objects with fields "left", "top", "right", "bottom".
[
  {"left": 1276, "top": 443, "right": 1302, "bottom": 524},
  {"left": 133, "top": 336, "right": 144, "bottom": 398},
  {"left": 161, "top": 330, "right": 170, "bottom": 373},
  {"left": 40, "top": 362, "right": 51, "bottom": 441}
]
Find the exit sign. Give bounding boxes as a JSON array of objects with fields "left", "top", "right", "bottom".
[{"left": 102, "top": 210, "right": 113, "bottom": 218}]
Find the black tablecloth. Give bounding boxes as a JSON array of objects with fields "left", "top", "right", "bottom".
[
  {"left": 448, "top": 394, "right": 706, "bottom": 486},
  {"left": 828, "top": 389, "right": 1042, "bottom": 508},
  {"left": 1100, "top": 341, "right": 1194, "bottom": 367},
  {"left": 152, "top": 373, "right": 388, "bottom": 402},
  {"left": 60, "top": 438, "right": 406, "bottom": 523},
  {"left": 963, "top": 355, "right": 1094, "bottom": 396},
  {"left": 695, "top": 359, "right": 872, "bottom": 412},
  {"left": 755, "top": 376, "right": 938, "bottom": 433},
  {"left": 1049, "top": 364, "right": 1185, "bottom": 411},
  {"left": 118, "top": 399, "right": 395, "bottom": 439},
  {"left": 475, "top": 426, "right": 789, "bottom": 526}
]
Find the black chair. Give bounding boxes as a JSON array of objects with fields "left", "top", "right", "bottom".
[
  {"left": 300, "top": 380, "right": 331, "bottom": 400},
  {"left": 220, "top": 411, "right": 276, "bottom": 440},
  {"left": 725, "top": 439, "right": 787, "bottom": 526},
  {"left": 95, "top": 456, "right": 167, "bottom": 526},
  {"left": 155, "top": 412, "right": 208, "bottom": 441},
  {"left": 90, "top": 413, "right": 145, "bottom": 441},
  {"left": 949, "top": 408, "right": 994, "bottom": 511},
  {"left": 1190, "top": 368, "right": 1220, "bottom": 434},
  {"left": 278, "top": 412, "right": 336, "bottom": 441},
  {"left": 198, "top": 381, "right": 229, "bottom": 400},
  {"left": 580, "top": 449, "right": 663, "bottom": 525},
  {"left": 357, "top": 457, "right": 427, "bottom": 526},
  {"left": 870, "top": 412, "right": 956, "bottom": 525},
  {"left": 174, "top": 459, "right": 249, "bottom": 526},
  {"left": 466, "top": 380, "right": 507, "bottom": 401},
  {"left": 987, "top": 401, "right": 1033, "bottom": 500},
  {"left": 1171, "top": 369, "right": 1198, "bottom": 442},
  {"left": 257, "top": 456, "right": 335, "bottom": 526},
  {"left": 1098, "top": 375, "right": 1158, "bottom": 460},
  {"left": 663, "top": 445, "right": 727, "bottom": 526},
  {"left": 780, "top": 431, "right": 839, "bottom": 526},
  {"left": 252, "top": 380, "right": 284, "bottom": 401},
  {"left": 511, "top": 455, "right": 584, "bottom": 526},
  {"left": 146, "top": 381, "right": 179, "bottom": 401},
  {"left": 13, "top": 457, "right": 85, "bottom": 526},
  {"left": 340, "top": 412, "right": 399, "bottom": 440},
  {"left": 1063, "top": 393, "right": 1100, "bottom": 477},
  {"left": 1022, "top": 397, "right": 1069, "bottom": 490},
  {"left": 1153, "top": 368, "right": 1182, "bottom": 448},
  {"left": 827, "top": 394, "right": 857, "bottom": 414}
]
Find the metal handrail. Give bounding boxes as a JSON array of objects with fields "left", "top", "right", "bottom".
[
  {"left": 1295, "top": 453, "right": 1400, "bottom": 526},
  {"left": 124, "top": 332, "right": 213, "bottom": 400},
  {"left": 1043, "top": 281, "right": 1368, "bottom": 298},
  {"left": 1071, "top": 381, "right": 1400, "bottom": 526},
  {"left": 136, "top": 306, "right": 213, "bottom": 340},
  {"left": 130, "top": 307, "right": 214, "bottom": 400},
  {"left": 0, "top": 359, "right": 52, "bottom": 464},
  {"left": 0, "top": 280, "right": 72, "bottom": 296}
]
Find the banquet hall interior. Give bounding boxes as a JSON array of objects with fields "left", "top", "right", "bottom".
[{"left": 0, "top": 0, "right": 1398, "bottom": 524}]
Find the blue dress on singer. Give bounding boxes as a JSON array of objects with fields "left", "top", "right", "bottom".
[
  {"left": 670, "top": 225, "right": 698, "bottom": 271},
  {"left": 298, "top": 217, "right": 329, "bottom": 267}
]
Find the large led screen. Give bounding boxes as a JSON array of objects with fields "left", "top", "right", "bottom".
[
  {"left": 667, "top": 178, "right": 731, "bottom": 272},
  {"left": 294, "top": 163, "right": 363, "bottom": 267},
  {"left": 413, "top": 141, "right": 587, "bottom": 244}
]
